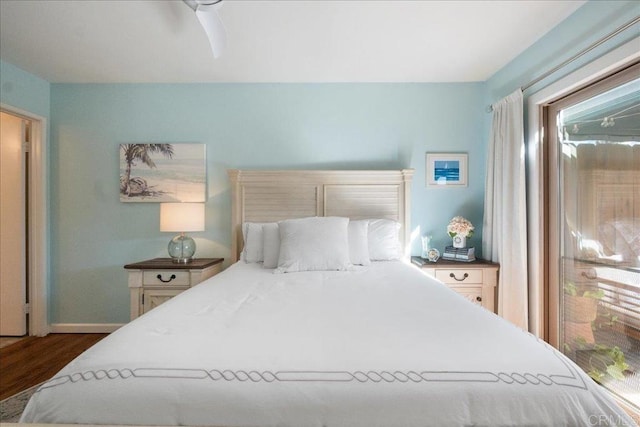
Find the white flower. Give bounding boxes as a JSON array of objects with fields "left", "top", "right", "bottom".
[{"left": 447, "top": 216, "right": 474, "bottom": 238}]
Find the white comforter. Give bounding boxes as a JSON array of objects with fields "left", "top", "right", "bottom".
[{"left": 22, "top": 261, "right": 634, "bottom": 426}]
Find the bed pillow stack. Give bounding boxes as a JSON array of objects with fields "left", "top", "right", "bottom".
[
  {"left": 261, "top": 223, "right": 281, "bottom": 268},
  {"left": 275, "top": 217, "right": 351, "bottom": 273},
  {"left": 348, "top": 219, "right": 371, "bottom": 266},
  {"left": 367, "top": 219, "right": 403, "bottom": 261},
  {"left": 240, "top": 222, "right": 267, "bottom": 263},
  {"left": 241, "top": 217, "right": 402, "bottom": 272}
]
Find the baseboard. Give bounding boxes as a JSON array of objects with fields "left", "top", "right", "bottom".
[{"left": 49, "top": 323, "right": 125, "bottom": 333}]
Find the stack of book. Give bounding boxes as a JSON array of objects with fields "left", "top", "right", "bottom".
[
  {"left": 411, "top": 256, "right": 428, "bottom": 266},
  {"left": 442, "top": 246, "right": 476, "bottom": 262}
]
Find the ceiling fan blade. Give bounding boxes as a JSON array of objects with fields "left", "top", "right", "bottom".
[{"left": 194, "top": 2, "right": 227, "bottom": 59}]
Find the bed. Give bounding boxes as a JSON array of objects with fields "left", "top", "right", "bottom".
[{"left": 21, "top": 169, "right": 634, "bottom": 426}]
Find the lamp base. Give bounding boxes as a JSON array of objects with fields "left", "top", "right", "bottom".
[{"left": 168, "top": 234, "right": 196, "bottom": 264}]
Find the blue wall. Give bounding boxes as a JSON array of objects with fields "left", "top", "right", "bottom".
[
  {"left": 49, "top": 83, "right": 485, "bottom": 323},
  {"left": 3, "top": 0, "right": 637, "bottom": 325},
  {"left": 0, "top": 60, "right": 50, "bottom": 118}
]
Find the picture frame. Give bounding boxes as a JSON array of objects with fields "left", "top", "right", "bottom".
[
  {"left": 425, "top": 153, "right": 468, "bottom": 187},
  {"left": 119, "top": 143, "right": 206, "bottom": 202}
]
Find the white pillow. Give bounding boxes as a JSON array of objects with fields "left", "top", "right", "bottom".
[
  {"left": 368, "top": 219, "right": 402, "bottom": 261},
  {"left": 348, "top": 220, "right": 371, "bottom": 266},
  {"left": 276, "top": 217, "right": 351, "bottom": 273},
  {"left": 262, "top": 223, "right": 281, "bottom": 269},
  {"left": 240, "top": 222, "right": 270, "bottom": 263}
]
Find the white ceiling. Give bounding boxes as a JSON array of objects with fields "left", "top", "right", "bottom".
[{"left": 0, "top": 0, "right": 586, "bottom": 84}]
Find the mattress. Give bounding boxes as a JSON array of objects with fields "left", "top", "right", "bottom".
[{"left": 21, "top": 261, "right": 634, "bottom": 426}]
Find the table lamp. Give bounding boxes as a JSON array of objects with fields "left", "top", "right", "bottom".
[{"left": 160, "top": 203, "right": 205, "bottom": 263}]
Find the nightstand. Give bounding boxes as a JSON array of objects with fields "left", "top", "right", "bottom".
[
  {"left": 125, "top": 257, "right": 224, "bottom": 320},
  {"left": 412, "top": 257, "right": 499, "bottom": 313}
]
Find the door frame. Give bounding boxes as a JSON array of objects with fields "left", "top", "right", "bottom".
[
  {"left": 545, "top": 62, "right": 639, "bottom": 348},
  {"left": 524, "top": 36, "right": 640, "bottom": 343},
  {"left": 0, "top": 103, "right": 49, "bottom": 336}
]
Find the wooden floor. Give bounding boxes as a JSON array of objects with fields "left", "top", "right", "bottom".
[{"left": 0, "top": 333, "right": 108, "bottom": 400}]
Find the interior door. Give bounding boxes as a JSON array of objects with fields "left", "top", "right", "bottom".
[{"left": 0, "top": 111, "right": 28, "bottom": 336}]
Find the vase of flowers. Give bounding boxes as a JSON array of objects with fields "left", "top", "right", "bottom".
[{"left": 448, "top": 216, "right": 474, "bottom": 248}]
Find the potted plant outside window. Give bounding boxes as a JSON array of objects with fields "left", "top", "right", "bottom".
[
  {"left": 564, "top": 281, "right": 603, "bottom": 323},
  {"left": 563, "top": 281, "right": 629, "bottom": 383}
]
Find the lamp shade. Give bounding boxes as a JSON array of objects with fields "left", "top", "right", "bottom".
[{"left": 160, "top": 203, "right": 205, "bottom": 232}]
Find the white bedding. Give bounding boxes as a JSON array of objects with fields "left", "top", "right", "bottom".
[{"left": 22, "top": 261, "right": 633, "bottom": 426}]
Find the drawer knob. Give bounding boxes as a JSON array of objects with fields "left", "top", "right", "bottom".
[
  {"left": 157, "top": 274, "right": 176, "bottom": 283},
  {"left": 476, "top": 296, "right": 482, "bottom": 302},
  {"left": 449, "top": 272, "right": 469, "bottom": 282}
]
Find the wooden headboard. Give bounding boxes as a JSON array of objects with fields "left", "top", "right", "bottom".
[{"left": 228, "top": 169, "right": 414, "bottom": 262}]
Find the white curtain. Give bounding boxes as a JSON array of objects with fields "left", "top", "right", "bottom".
[{"left": 483, "top": 89, "right": 529, "bottom": 330}]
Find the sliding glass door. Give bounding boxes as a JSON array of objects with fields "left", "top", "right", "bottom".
[{"left": 548, "top": 63, "right": 639, "bottom": 409}]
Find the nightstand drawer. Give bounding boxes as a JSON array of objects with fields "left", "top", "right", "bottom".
[
  {"left": 435, "top": 269, "right": 483, "bottom": 284},
  {"left": 143, "top": 270, "right": 190, "bottom": 286},
  {"left": 449, "top": 286, "right": 484, "bottom": 306}
]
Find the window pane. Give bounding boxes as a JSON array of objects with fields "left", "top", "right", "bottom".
[{"left": 558, "top": 77, "right": 639, "bottom": 409}]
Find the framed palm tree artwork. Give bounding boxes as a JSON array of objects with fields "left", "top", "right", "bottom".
[{"left": 119, "top": 143, "right": 206, "bottom": 202}]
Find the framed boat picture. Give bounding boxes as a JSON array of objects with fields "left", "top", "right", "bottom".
[{"left": 426, "top": 153, "right": 468, "bottom": 187}]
